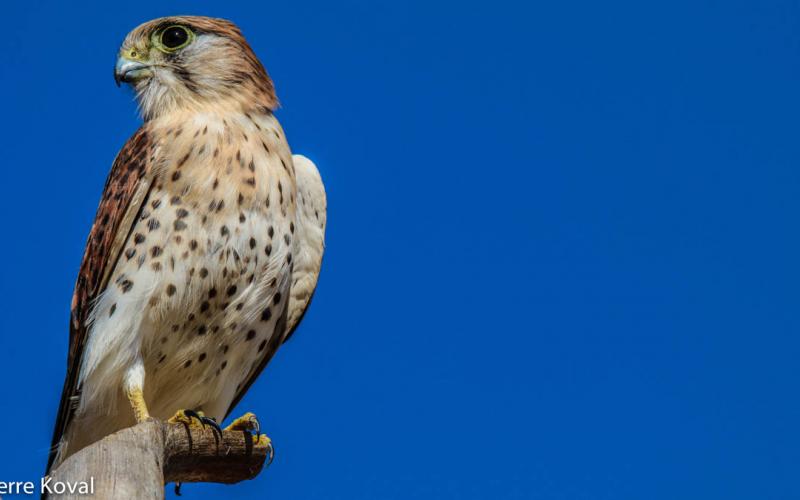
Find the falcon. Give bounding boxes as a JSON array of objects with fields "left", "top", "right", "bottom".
[{"left": 46, "top": 16, "right": 326, "bottom": 472}]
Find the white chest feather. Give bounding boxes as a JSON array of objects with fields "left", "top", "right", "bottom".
[{"left": 79, "top": 111, "right": 298, "bottom": 420}]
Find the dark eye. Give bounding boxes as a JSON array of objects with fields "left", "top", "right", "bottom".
[{"left": 161, "top": 26, "right": 190, "bottom": 49}]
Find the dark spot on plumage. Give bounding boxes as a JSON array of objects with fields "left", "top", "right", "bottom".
[
  {"left": 249, "top": 160, "right": 255, "bottom": 172},
  {"left": 200, "top": 301, "right": 210, "bottom": 313},
  {"left": 166, "top": 284, "right": 177, "bottom": 296},
  {"left": 284, "top": 234, "right": 291, "bottom": 245},
  {"left": 174, "top": 220, "right": 187, "bottom": 231},
  {"left": 125, "top": 248, "right": 136, "bottom": 260},
  {"left": 264, "top": 244, "right": 272, "bottom": 256},
  {"left": 170, "top": 196, "right": 182, "bottom": 205},
  {"left": 258, "top": 339, "right": 267, "bottom": 352},
  {"left": 227, "top": 285, "right": 237, "bottom": 296},
  {"left": 109, "top": 304, "right": 116, "bottom": 317},
  {"left": 177, "top": 148, "right": 193, "bottom": 168},
  {"left": 176, "top": 208, "right": 189, "bottom": 219},
  {"left": 119, "top": 279, "right": 133, "bottom": 293},
  {"left": 209, "top": 288, "right": 217, "bottom": 298},
  {"left": 268, "top": 226, "right": 274, "bottom": 238},
  {"left": 197, "top": 325, "right": 207, "bottom": 335},
  {"left": 190, "top": 239, "right": 198, "bottom": 250},
  {"left": 220, "top": 361, "right": 227, "bottom": 370},
  {"left": 245, "top": 177, "right": 256, "bottom": 186},
  {"left": 159, "top": 354, "right": 167, "bottom": 363},
  {"left": 240, "top": 213, "right": 246, "bottom": 223},
  {"left": 134, "top": 233, "right": 145, "bottom": 244},
  {"left": 184, "top": 359, "right": 192, "bottom": 368},
  {"left": 261, "top": 307, "right": 272, "bottom": 321},
  {"left": 199, "top": 267, "right": 208, "bottom": 278},
  {"left": 221, "top": 225, "right": 229, "bottom": 237},
  {"left": 151, "top": 261, "right": 162, "bottom": 271},
  {"left": 249, "top": 237, "right": 256, "bottom": 249},
  {"left": 151, "top": 246, "right": 163, "bottom": 258},
  {"left": 199, "top": 353, "right": 207, "bottom": 362},
  {"left": 246, "top": 330, "right": 256, "bottom": 341},
  {"left": 171, "top": 171, "right": 181, "bottom": 182}
]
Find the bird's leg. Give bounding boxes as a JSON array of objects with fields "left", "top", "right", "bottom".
[
  {"left": 225, "top": 412, "right": 274, "bottom": 464},
  {"left": 168, "top": 409, "right": 222, "bottom": 435},
  {"left": 124, "top": 359, "right": 150, "bottom": 423},
  {"left": 125, "top": 386, "right": 151, "bottom": 423}
]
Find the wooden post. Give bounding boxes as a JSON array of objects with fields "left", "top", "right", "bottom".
[{"left": 45, "top": 420, "right": 270, "bottom": 499}]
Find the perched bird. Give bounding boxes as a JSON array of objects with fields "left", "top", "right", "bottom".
[{"left": 46, "top": 16, "right": 326, "bottom": 472}]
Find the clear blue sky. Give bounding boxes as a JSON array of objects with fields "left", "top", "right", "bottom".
[{"left": 1, "top": 0, "right": 799, "bottom": 498}]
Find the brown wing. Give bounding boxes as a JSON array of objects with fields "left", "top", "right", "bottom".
[{"left": 46, "top": 127, "right": 157, "bottom": 472}]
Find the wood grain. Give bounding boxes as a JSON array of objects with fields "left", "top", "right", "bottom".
[{"left": 46, "top": 419, "right": 269, "bottom": 499}]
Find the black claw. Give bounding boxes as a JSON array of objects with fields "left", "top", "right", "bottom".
[
  {"left": 201, "top": 415, "right": 222, "bottom": 436},
  {"left": 266, "top": 441, "right": 275, "bottom": 467},
  {"left": 250, "top": 414, "right": 261, "bottom": 440},
  {"left": 175, "top": 482, "right": 182, "bottom": 496},
  {"left": 182, "top": 409, "right": 202, "bottom": 421},
  {"left": 182, "top": 410, "right": 222, "bottom": 437}
]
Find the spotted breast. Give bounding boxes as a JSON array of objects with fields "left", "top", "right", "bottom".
[{"left": 66, "top": 110, "right": 301, "bottom": 454}]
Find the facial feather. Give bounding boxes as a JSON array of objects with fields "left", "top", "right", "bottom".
[{"left": 118, "top": 16, "right": 278, "bottom": 120}]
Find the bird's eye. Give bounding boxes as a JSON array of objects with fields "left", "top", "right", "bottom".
[{"left": 160, "top": 26, "right": 191, "bottom": 50}]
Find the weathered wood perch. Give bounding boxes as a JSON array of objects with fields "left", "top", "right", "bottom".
[{"left": 46, "top": 419, "right": 269, "bottom": 499}]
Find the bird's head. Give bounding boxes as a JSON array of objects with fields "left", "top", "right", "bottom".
[{"left": 114, "top": 16, "right": 278, "bottom": 120}]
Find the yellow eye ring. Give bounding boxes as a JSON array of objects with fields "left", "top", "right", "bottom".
[{"left": 154, "top": 25, "right": 194, "bottom": 52}]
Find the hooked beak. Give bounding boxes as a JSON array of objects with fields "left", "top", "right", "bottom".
[{"left": 114, "top": 57, "right": 150, "bottom": 87}]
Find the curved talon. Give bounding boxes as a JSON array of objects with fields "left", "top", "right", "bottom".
[
  {"left": 266, "top": 441, "right": 275, "bottom": 467},
  {"left": 174, "top": 482, "right": 182, "bottom": 496},
  {"left": 249, "top": 414, "right": 261, "bottom": 440},
  {"left": 169, "top": 409, "right": 222, "bottom": 437}
]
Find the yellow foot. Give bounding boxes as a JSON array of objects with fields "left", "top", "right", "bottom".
[
  {"left": 126, "top": 386, "right": 150, "bottom": 423},
  {"left": 168, "top": 409, "right": 222, "bottom": 434},
  {"left": 225, "top": 412, "right": 274, "bottom": 465}
]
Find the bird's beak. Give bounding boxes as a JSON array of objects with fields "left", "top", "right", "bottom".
[{"left": 114, "top": 56, "right": 150, "bottom": 87}]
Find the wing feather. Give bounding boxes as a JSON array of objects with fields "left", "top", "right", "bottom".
[{"left": 47, "top": 127, "right": 157, "bottom": 472}]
